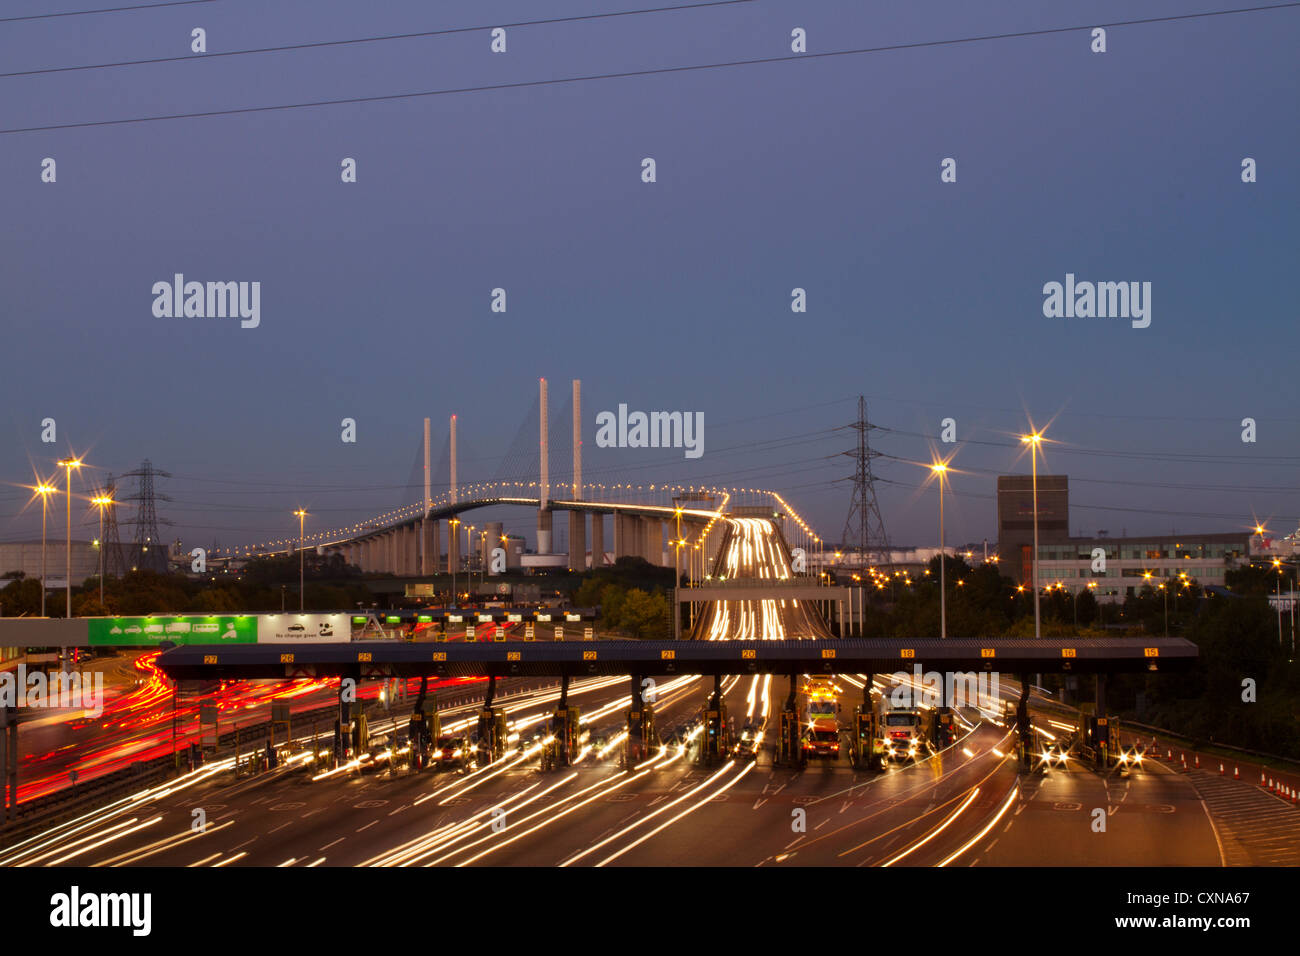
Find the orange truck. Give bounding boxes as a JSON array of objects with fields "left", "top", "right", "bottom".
[{"left": 801, "top": 678, "right": 842, "bottom": 759}]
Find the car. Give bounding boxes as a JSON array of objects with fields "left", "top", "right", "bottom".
[
  {"left": 434, "top": 735, "right": 469, "bottom": 771},
  {"left": 361, "top": 734, "right": 392, "bottom": 772},
  {"left": 1039, "top": 740, "right": 1070, "bottom": 767},
  {"left": 732, "top": 725, "right": 759, "bottom": 761},
  {"left": 802, "top": 727, "right": 841, "bottom": 759},
  {"left": 287, "top": 623, "right": 306, "bottom": 632}
]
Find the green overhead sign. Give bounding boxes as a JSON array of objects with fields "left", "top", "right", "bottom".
[{"left": 88, "top": 616, "right": 258, "bottom": 646}]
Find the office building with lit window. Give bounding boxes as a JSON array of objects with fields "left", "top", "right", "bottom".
[{"left": 997, "top": 477, "right": 1251, "bottom": 602}]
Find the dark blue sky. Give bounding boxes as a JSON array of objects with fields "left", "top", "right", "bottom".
[{"left": 2, "top": 0, "right": 1297, "bottom": 553}]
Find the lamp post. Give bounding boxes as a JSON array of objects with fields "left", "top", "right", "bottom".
[
  {"left": 479, "top": 530, "right": 487, "bottom": 590},
  {"left": 293, "top": 509, "right": 308, "bottom": 611},
  {"left": 91, "top": 493, "right": 114, "bottom": 608},
  {"left": 1275, "top": 560, "right": 1284, "bottom": 646},
  {"left": 56, "top": 458, "right": 82, "bottom": 618},
  {"left": 931, "top": 462, "right": 948, "bottom": 639},
  {"left": 35, "top": 482, "right": 56, "bottom": 617},
  {"left": 449, "top": 518, "right": 460, "bottom": 607},
  {"left": 1019, "top": 431, "right": 1045, "bottom": 640},
  {"left": 465, "top": 525, "right": 476, "bottom": 602}
]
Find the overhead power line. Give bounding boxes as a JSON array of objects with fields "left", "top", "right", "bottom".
[
  {"left": 4, "top": 2, "right": 1296, "bottom": 134},
  {"left": 0, "top": 0, "right": 217, "bottom": 23},
  {"left": 0, "top": 0, "right": 754, "bottom": 78}
]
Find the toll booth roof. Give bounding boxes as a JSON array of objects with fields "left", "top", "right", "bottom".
[{"left": 156, "top": 636, "right": 1196, "bottom": 681}]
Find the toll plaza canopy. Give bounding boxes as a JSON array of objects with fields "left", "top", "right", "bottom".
[{"left": 156, "top": 637, "right": 1197, "bottom": 682}]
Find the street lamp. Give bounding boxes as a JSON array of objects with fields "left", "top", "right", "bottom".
[
  {"left": 1274, "top": 559, "right": 1284, "bottom": 646},
  {"left": 91, "top": 493, "right": 114, "bottom": 608},
  {"left": 931, "top": 462, "right": 948, "bottom": 639},
  {"left": 1019, "top": 430, "right": 1045, "bottom": 640},
  {"left": 34, "top": 482, "right": 57, "bottom": 617},
  {"left": 465, "top": 525, "right": 476, "bottom": 597},
  {"left": 293, "top": 509, "right": 308, "bottom": 611},
  {"left": 56, "top": 457, "right": 82, "bottom": 618},
  {"left": 449, "top": 517, "right": 461, "bottom": 606}
]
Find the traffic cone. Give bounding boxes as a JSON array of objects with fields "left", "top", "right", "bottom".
[
  {"left": 1194, "top": 754, "right": 1200, "bottom": 769},
  {"left": 1233, "top": 766, "right": 1239, "bottom": 780},
  {"left": 1219, "top": 763, "right": 1225, "bottom": 775},
  {"left": 1167, "top": 748, "right": 1173, "bottom": 760},
  {"left": 1181, "top": 754, "right": 1187, "bottom": 770}
]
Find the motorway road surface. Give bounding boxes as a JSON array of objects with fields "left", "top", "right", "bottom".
[{"left": 9, "top": 667, "right": 1293, "bottom": 868}]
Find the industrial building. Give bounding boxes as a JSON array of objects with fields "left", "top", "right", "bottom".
[
  {"left": 997, "top": 477, "right": 1251, "bottom": 603},
  {"left": 0, "top": 541, "right": 102, "bottom": 587}
]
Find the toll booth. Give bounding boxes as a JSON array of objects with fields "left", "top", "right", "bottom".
[
  {"left": 476, "top": 707, "right": 507, "bottom": 766},
  {"left": 409, "top": 710, "right": 440, "bottom": 770},
  {"left": 551, "top": 706, "right": 581, "bottom": 768},
  {"left": 351, "top": 709, "right": 369, "bottom": 756},
  {"left": 778, "top": 709, "right": 802, "bottom": 767},
  {"left": 933, "top": 706, "right": 957, "bottom": 750},
  {"left": 701, "top": 698, "right": 729, "bottom": 766},
  {"left": 1014, "top": 677, "right": 1033, "bottom": 770},
  {"left": 1081, "top": 715, "right": 1116, "bottom": 769},
  {"left": 850, "top": 705, "right": 883, "bottom": 771},
  {"left": 626, "top": 702, "right": 655, "bottom": 770}
]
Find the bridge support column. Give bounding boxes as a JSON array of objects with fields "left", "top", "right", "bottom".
[
  {"left": 613, "top": 513, "right": 628, "bottom": 560},
  {"left": 568, "top": 512, "right": 586, "bottom": 571},
  {"left": 386, "top": 531, "right": 396, "bottom": 574},
  {"left": 407, "top": 525, "right": 418, "bottom": 576},
  {"left": 537, "top": 508, "right": 553, "bottom": 555},
  {"left": 640, "top": 517, "right": 659, "bottom": 565},
  {"left": 591, "top": 514, "right": 605, "bottom": 567},
  {"left": 422, "top": 519, "right": 439, "bottom": 576}
]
